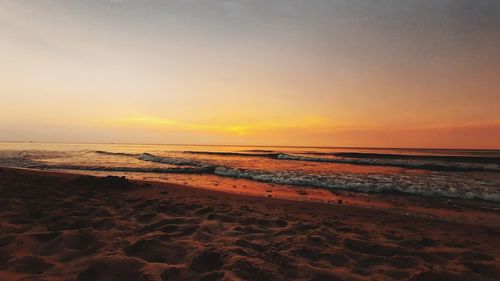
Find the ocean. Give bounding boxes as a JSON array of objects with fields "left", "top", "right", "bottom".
[{"left": 1, "top": 142, "right": 499, "bottom": 202}]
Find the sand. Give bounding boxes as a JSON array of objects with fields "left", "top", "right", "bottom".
[{"left": 0, "top": 167, "right": 499, "bottom": 281}]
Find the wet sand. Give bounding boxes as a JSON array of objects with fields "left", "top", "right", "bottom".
[{"left": 0, "top": 167, "right": 499, "bottom": 281}]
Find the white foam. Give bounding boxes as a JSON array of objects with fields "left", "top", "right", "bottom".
[
  {"left": 138, "top": 153, "right": 210, "bottom": 167},
  {"left": 214, "top": 166, "right": 500, "bottom": 202},
  {"left": 1, "top": 149, "right": 499, "bottom": 202}
]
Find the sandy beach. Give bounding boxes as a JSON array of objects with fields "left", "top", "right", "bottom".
[
  {"left": 0, "top": 167, "right": 499, "bottom": 281},
  {"left": 2, "top": 1, "right": 499, "bottom": 280}
]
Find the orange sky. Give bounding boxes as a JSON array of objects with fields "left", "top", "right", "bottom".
[{"left": 1, "top": 1, "right": 499, "bottom": 148}]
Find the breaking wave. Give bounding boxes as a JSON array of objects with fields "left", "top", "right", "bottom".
[
  {"left": 182, "top": 151, "right": 279, "bottom": 158},
  {"left": 213, "top": 167, "right": 500, "bottom": 202},
  {"left": 138, "top": 153, "right": 214, "bottom": 168},
  {"left": 130, "top": 152, "right": 500, "bottom": 202},
  {"left": 92, "top": 150, "right": 500, "bottom": 172},
  {"left": 3, "top": 149, "right": 499, "bottom": 202},
  {"left": 35, "top": 162, "right": 500, "bottom": 202},
  {"left": 41, "top": 164, "right": 214, "bottom": 174},
  {"left": 334, "top": 152, "right": 500, "bottom": 164},
  {"left": 276, "top": 153, "right": 500, "bottom": 172},
  {"left": 93, "top": 150, "right": 139, "bottom": 157}
]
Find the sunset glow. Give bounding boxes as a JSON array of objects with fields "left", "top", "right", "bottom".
[
  {"left": 1, "top": 1, "right": 499, "bottom": 148},
  {"left": 1, "top": 3, "right": 500, "bottom": 280}
]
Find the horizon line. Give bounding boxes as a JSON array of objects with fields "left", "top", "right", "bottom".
[{"left": 1, "top": 140, "right": 499, "bottom": 151}]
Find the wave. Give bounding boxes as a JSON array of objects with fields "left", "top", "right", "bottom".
[
  {"left": 214, "top": 167, "right": 500, "bottom": 202},
  {"left": 11, "top": 150, "right": 497, "bottom": 202},
  {"left": 243, "top": 149, "right": 279, "bottom": 153},
  {"left": 4, "top": 148, "right": 500, "bottom": 202},
  {"left": 184, "top": 151, "right": 500, "bottom": 171},
  {"left": 334, "top": 152, "right": 500, "bottom": 165},
  {"left": 40, "top": 164, "right": 214, "bottom": 174},
  {"left": 93, "top": 149, "right": 500, "bottom": 172},
  {"left": 276, "top": 153, "right": 500, "bottom": 172},
  {"left": 182, "top": 151, "right": 279, "bottom": 158},
  {"left": 178, "top": 151, "right": 500, "bottom": 172},
  {"left": 34, "top": 162, "right": 500, "bottom": 202},
  {"left": 93, "top": 150, "right": 139, "bottom": 157},
  {"left": 138, "top": 153, "right": 214, "bottom": 168}
]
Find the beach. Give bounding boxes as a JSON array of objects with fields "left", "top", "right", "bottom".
[
  {"left": 0, "top": 167, "right": 498, "bottom": 281},
  {"left": 2, "top": 1, "right": 500, "bottom": 280}
]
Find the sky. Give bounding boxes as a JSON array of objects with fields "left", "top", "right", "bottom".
[{"left": 1, "top": 0, "right": 499, "bottom": 148}]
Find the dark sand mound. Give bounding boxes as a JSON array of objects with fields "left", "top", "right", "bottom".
[
  {"left": 69, "top": 175, "right": 134, "bottom": 190},
  {"left": 77, "top": 257, "right": 147, "bottom": 281},
  {"left": 124, "top": 238, "right": 188, "bottom": 264},
  {"left": 0, "top": 168, "right": 499, "bottom": 280},
  {"left": 189, "top": 249, "right": 224, "bottom": 273},
  {"left": 10, "top": 255, "right": 53, "bottom": 274}
]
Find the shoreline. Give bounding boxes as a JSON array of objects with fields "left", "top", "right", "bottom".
[{"left": 2, "top": 166, "right": 499, "bottom": 228}]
